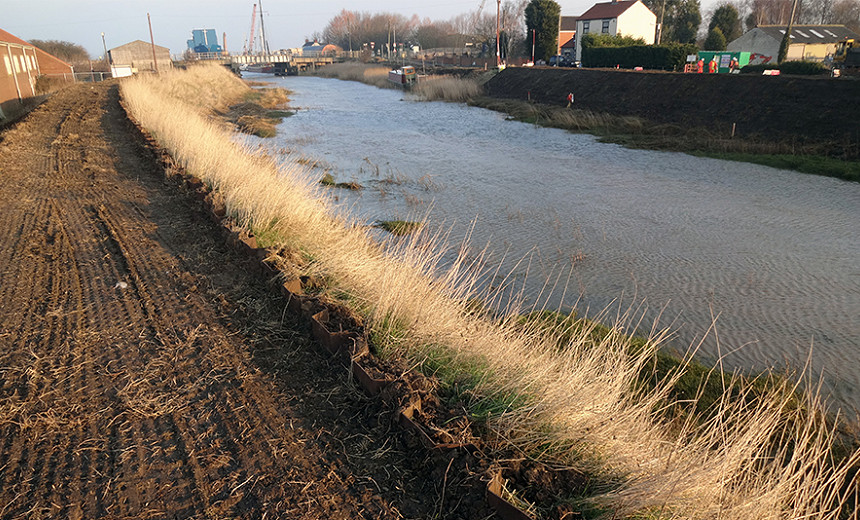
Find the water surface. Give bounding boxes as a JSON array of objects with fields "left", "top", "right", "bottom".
[{"left": 258, "top": 74, "right": 860, "bottom": 408}]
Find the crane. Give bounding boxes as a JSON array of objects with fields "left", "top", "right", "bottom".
[{"left": 243, "top": 3, "right": 257, "bottom": 55}]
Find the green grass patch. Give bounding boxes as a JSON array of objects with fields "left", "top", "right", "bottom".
[
  {"left": 267, "top": 109, "right": 294, "bottom": 118},
  {"left": 250, "top": 225, "right": 285, "bottom": 249},
  {"left": 373, "top": 220, "right": 422, "bottom": 236},
  {"left": 319, "top": 173, "right": 362, "bottom": 190},
  {"left": 689, "top": 151, "right": 860, "bottom": 182},
  {"left": 517, "top": 310, "right": 803, "bottom": 423}
]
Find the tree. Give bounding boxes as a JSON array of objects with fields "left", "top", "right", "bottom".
[
  {"left": 672, "top": 0, "right": 703, "bottom": 43},
  {"left": 28, "top": 39, "right": 89, "bottom": 65},
  {"left": 709, "top": 3, "right": 742, "bottom": 41},
  {"left": 524, "top": 0, "right": 561, "bottom": 62},
  {"left": 644, "top": 0, "right": 701, "bottom": 43},
  {"left": 704, "top": 26, "right": 728, "bottom": 49},
  {"left": 832, "top": 0, "right": 860, "bottom": 31}
]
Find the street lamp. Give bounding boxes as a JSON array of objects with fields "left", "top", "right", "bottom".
[{"left": 101, "top": 32, "right": 109, "bottom": 78}]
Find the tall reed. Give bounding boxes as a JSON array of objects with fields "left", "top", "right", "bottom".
[
  {"left": 409, "top": 75, "right": 482, "bottom": 102},
  {"left": 120, "top": 64, "right": 859, "bottom": 519},
  {"left": 313, "top": 62, "right": 392, "bottom": 88}
]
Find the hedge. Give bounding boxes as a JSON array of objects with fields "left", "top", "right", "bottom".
[
  {"left": 581, "top": 43, "right": 698, "bottom": 70},
  {"left": 739, "top": 60, "right": 828, "bottom": 75}
]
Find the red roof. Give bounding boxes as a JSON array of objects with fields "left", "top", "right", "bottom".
[
  {"left": 0, "top": 28, "right": 34, "bottom": 47},
  {"left": 0, "top": 27, "right": 74, "bottom": 73},
  {"left": 579, "top": 0, "right": 640, "bottom": 20}
]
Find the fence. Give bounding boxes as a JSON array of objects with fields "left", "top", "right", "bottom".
[{"left": 42, "top": 72, "right": 112, "bottom": 83}]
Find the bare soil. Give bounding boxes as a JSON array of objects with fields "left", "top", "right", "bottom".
[
  {"left": 484, "top": 67, "right": 860, "bottom": 159},
  {"left": 0, "top": 82, "right": 494, "bottom": 519}
]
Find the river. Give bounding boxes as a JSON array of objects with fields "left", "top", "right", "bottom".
[{"left": 252, "top": 74, "right": 860, "bottom": 409}]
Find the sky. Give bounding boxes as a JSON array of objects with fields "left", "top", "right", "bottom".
[{"left": 5, "top": 0, "right": 719, "bottom": 60}]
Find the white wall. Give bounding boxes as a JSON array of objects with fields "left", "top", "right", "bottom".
[{"left": 617, "top": 2, "right": 657, "bottom": 45}]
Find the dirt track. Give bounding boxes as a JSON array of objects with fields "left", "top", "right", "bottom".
[{"left": 0, "top": 82, "right": 489, "bottom": 519}]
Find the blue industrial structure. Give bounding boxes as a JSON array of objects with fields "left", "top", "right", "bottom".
[{"left": 187, "top": 29, "right": 222, "bottom": 53}]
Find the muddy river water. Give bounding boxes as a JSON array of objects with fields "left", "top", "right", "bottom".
[{"left": 255, "top": 74, "right": 860, "bottom": 409}]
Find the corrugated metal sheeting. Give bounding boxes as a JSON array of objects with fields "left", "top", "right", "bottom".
[
  {"left": 0, "top": 28, "right": 75, "bottom": 120},
  {"left": 0, "top": 35, "right": 39, "bottom": 119}
]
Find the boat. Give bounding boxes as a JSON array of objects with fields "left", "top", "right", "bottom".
[
  {"left": 242, "top": 63, "right": 274, "bottom": 74},
  {"left": 388, "top": 66, "right": 417, "bottom": 87}
]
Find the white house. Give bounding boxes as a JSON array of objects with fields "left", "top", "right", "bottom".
[
  {"left": 574, "top": 0, "right": 657, "bottom": 62},
  {"left": 726, "top": 25, "right": 860, "bottom": 64}
]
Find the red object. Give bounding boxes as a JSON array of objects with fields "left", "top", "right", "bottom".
[
  {"left": 708, "top": 59, "right": 717, "bottom": 73},
  {"left": 697, "top": 59, "right": 704, "bottom": 73}
]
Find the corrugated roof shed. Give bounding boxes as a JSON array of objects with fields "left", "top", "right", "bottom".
[{"left": 755, "top": 24, "right": 859, "bottom": 43}]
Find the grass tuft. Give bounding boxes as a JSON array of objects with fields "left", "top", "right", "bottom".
[{"left": 373, "top": 220, "right": 422, "bottom": 235}]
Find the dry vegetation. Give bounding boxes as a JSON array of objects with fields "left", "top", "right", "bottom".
[
  {"left": 313, "top": 62, "right": 393, "bottom": 88},
  {"left": 409, "top": 75, "right": 482, "bottom": 102},
  {"left": 120, "top": 63, "right": 860, "bottom": 519}
]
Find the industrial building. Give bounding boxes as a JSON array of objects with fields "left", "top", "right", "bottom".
[
  {"left": 187, "top": 29, "right": 222, "bottom": 54},
  {"left": 107, "top": 40, "right": 172, "bottom": 76},
  {"left": 1, "top": 28, "right": 73, "bottom": 120},
  {"left": 727, "top": 25, "right": 860, "bottom": 64}
]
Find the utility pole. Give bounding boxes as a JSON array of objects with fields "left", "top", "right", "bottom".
[
  {"left": 496, "top": 0, "right": 501, "bottom": 68},
  {"left": 147, "top": 13, "right": 159, "bottom": 73},
  {"left": 657, "top": 0, "right": 667, "bottom": 44},
  {"left": 778, "top": 0, "right": 799, "bottom": 62},
  {"left": 101, "top": 32, "right": 110, "bottom": 77}
]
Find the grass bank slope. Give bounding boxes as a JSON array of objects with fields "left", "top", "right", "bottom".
[
  {"left": 483, "top": 67, "right": 860, "bottom": 164},
  {"left": 120, "top": 64, "right": 859, "bottom": 519}
]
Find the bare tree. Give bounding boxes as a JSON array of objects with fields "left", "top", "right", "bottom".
[{"left": 831, "top": 0, "right": 860, "bottom": 30}]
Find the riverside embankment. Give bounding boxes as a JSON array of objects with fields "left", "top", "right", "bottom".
[
  {"left": 482, "top": 67, "right": 860, "bottom": 157},
  {"left": 16, "top": 65, "right": 853, "bottom": 520},
  {"left": 0, "top": 80, "right": 498, "bottom": 519}
]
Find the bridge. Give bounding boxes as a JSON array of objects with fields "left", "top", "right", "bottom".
[{"left": 185, "top": 52, "right": 335, "bottom": 74}]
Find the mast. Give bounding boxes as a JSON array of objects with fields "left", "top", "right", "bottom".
[
  {"left": 258, "top": 0, "right": 270, "bottom": 55},
  {"left": 244, "top": 3, "right": 257, "bottom": 55}
]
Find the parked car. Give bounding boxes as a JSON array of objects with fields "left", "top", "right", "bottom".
[{"left": 549, "top": 55, "right": 576, "bottom": 67}]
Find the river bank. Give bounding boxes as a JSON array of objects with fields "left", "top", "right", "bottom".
[
  {"left": 307, "top": 62, "right": 860, "bottom": 180},
  {"left": 119, "top": 64, "right": 860, "bottom": 518},
  {"left": 479, "top": 67, "right": 860, "bottom": 180}
]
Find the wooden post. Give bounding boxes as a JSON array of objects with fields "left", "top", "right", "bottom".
[{"left": 148, "top": 13, "right": 159, "bottom": 73}]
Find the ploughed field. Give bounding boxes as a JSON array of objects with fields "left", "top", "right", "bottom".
[{"left": 0, "top": 83, "right": 489, "bottom": 519}]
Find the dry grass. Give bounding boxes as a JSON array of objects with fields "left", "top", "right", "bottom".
[
  {"left": 409, "top": 76, "right": 482, "bottom": 103},
  {"left": 314, "top": 62, "right": 392, "bottom": 89},
  {"left": 120, "top": 64, "right": 860, "bottom": 520},
  {"left": 472, "top": 97, "right": 647, "bottom": 134}
]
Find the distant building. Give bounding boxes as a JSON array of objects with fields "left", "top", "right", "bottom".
[
  {"left": 558, "top": 16, "right": 579, "bottom": 59},
  {"left": 108, "top": 40, "right": 172, "bottom": 76},
  {"left": 0, "top": 28, "right": 73, "bottom": 120},
  {"left": 187, "top": 29, "right": 222, "bottom": 54},
  {"left": 727, "top": 25, "right": 860, "bottom": 64},
  {"left": 298, "top": 40, "right": 341, "bottom": 57},
  {"left": 574, "top": 0, "right": 657, "bottom": 62}
]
